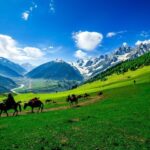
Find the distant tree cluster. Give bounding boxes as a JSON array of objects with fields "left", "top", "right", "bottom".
[{"left": 88, "top": 52, "right": 150, "bottom": 83}]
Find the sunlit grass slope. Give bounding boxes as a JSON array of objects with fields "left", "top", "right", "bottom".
[
  {"left": 0, "top": 65, "right": 149, "bottom": 102},
  {"left": 0, "top": 82, "right": 149, "bottom": 150}
]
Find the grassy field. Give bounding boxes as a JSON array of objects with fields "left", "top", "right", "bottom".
[
  {"left": 12, "top": 78, "right": 79, "bottom": 93},
  {"left": 0, "top": 66, "right": 150, "bottom": 149},
  {"left": 1, "top": 66, "right": 149, "bottom": 102}
]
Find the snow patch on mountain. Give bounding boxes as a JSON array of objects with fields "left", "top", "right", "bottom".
[{"left": 72, "top": 41, "right": 150, "bottom": 78}]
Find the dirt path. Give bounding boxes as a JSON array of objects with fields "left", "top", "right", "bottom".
[{"left": 0, "top": 96, "right": 103, "bottom": 117}]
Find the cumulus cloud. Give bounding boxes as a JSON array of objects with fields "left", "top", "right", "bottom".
[
  {"left": 135, "top": 39, "right": 150, "bottom": 46},
  {"left": 74, "top": 50, "right": 87, "bottom": 59},
  {"left": 0, "top": 34, "right": 45, "bottom": 65},
  {"left": 106, "top": 31, "right": 127, "bottom": 38},
  {"left": 22, "top": 3, "right": 38, "bottom": 21},
  {"left": 73, "top": 31, "right": 103, "bottom": 51}
]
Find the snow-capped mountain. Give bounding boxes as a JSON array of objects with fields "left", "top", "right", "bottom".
[{"left": 73, "top": 42, "right": 150, "bottom": 78}]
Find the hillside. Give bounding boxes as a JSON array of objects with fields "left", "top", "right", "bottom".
[
  {"left": 0, "top": 75, "right": 17, "bottom": 93},
  {"left": 87, "top": 52, "right": 150, "bottom": 83},
  {"left": 0, "top": 70, "right": 149, "bottom": 149},
  {"left": 26, "top": 60, "right": 83, "bottom": 81},
  {"left": 73, "top": 42, "right": 150, "bottom": 78},
  {"left": 0, "top": 57, "right": 26, "bottom": 77}
]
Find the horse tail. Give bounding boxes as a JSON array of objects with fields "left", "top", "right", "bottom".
[{"left": 17, "top": 103, "right": 22, "bottom": 112}]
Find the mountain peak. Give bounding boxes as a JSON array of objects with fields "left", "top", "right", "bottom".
[{"left": 73, "top": 42, "right": 150, "bottom": 78}]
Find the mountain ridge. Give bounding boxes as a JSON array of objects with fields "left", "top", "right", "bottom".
[
  {"left": 0, "top": 57, "right": 26, "bottom": 77},
  {"left": 26, "top": 60, "right": 83, "bottom": 81},
  {"left": 72, "top": 42, "right": 150, "bottom": 78}
]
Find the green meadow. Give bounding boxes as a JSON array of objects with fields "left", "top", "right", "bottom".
[{"left": 0, "top": 66, "right": 150, "bottom": 150}]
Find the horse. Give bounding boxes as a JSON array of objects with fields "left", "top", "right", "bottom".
[
  {"left": 77, "top": 95, "right": 83, "bottom": 99},
  {"left": 83, "top": 93, "right": 90, "bottom": 98},
  {"left": 0, "top": 101, "right": 22, "bottom": 117},
  {"left": 66, "top": 94, "right": 78, "bottom": 106},
  {"left": 98, "top": 91, "right": 103, "bottom": 96},
  {"left": 24, "top": 98, "right": 44, "bottom": 113},
  {"left": 45, "top": 99, "right": 52, "bottom": 103}
]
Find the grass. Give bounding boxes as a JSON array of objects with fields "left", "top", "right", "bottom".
[
  {"left": 1, "top": 66, "right": 150, "bottom": 103},
  {"left": 0, "top": 83, "right": 149, "bottom": 150},
  {"left": 0, "top": 66, "right": 150, "bottom": 149}
]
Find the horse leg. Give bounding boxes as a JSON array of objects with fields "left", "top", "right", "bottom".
[
  {"left": 37, "top": 107, "right": 40, "bottom": 113},
  {"left": 31, "top": 107, "right": 34, "bottom": 113},
  {"left": 5, "top": 110, "right": 8, "bottom": 117},
  {"left": 0, "top": 110, "right": 2, "bottom": 117},
  {"left": 12, "top": 107, "right": 16, "bottom": 116},
  {"left": 76, "top": 100, "right": 78, "bottom": 105},
  {"left": 15, "top": 109, "right": 18, "bottom": 116}
]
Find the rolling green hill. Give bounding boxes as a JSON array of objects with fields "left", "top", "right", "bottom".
[
  {"left": 2, "top": 65, "right": 148, "bottom": 102},
  {"left": 0, "top": 57, "right": 149, "bottom": 150},
  {"left": 0, "top": 73, "right": 149, "bottom": 149}
]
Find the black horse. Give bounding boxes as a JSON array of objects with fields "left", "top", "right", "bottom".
[
  {"left": 83, "top": 93, "right": 90, "bottom": 98},
  {"left": 24, "top": 98, "right": 44, "bottom": 113},
  {"left": 66, "top": 94, "right": 78, "bottom": 106},
  {"left": 0, "top": 101, "right": 21, "bottom": 117}
]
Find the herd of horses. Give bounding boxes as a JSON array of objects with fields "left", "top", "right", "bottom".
[{"left": 0, "top": 92, "right": 103, "bottom": 117}]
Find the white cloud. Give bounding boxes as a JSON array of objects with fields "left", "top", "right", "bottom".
[
  {"left": 42, "top": 46, "right": 62, "bottom": 54},
  {"left": 22, "top": 3, "right": 38, "bottom": 21},
  {"left": 49, "top": 0, "right": 55, "bottom": 13},
  {"left": 106, "top": 31, "right": 127, "bottom": 38},
  {"left": 106, "top": 32, "right": 117, "bottom": 38},
  {"left": 22, "top": 11, "right": 29, "bottom": 21},
  {"left": 74, "top": 50, "right": 87, "bottom": 59},
  {"left": 0, "top": 34, "right": 45, "bottom": 65},
  {"left": 73, "top": 31, "right": 103, "bottom": 51},
  {"left": 135, "top": 39, "right": 150, "bottom": 46}
]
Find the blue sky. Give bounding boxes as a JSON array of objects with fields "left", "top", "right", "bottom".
[{"left": 0, "top": 0, "right": 150, "bottom": 65}]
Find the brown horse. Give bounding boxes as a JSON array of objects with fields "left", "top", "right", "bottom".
[
  {"left": 24, "top": 98, "right": 44, "bottom": 113},
  {"left": 66, "top": 94, "right": 78, "bottom": 106},
  {"left": 0, "top": 101, "right": 21, "bottom": 117}
]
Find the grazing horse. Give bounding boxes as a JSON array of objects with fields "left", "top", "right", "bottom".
[
  {"left": 84, "top": 93, "right": 90, "bottom": 98},
  {"left": 66, "top": 94, "right": 78, "bottom": 106},
  {"left": 24, "top": 98, "right": 44, "bottom": 113},
  {"left": 45, "top": 99, "right": 52, "bottom": 103},
  {"left": 77, "top": 95, "right": 83, "bottom": 99},
  {"left": 0, "top": 101, "right": 21, "bottom": 117},
  {"left": 98, "top": 91, "right": 103, "bottom": 96}
]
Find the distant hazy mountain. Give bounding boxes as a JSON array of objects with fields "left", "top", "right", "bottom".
[
  {"left": 72, "top": 42, "right": 150, "bottom": 78},
  {"left": 0, "top": 75, "right": 17, "bottom": 93},
  {"left": 0, "top": 57, "right": 26, "bottom": 77},
  {"left": 21, "top": 63, "right": 35, "bottom": 72},
  {"left": 26, "top": 60, "right": 83, "bottom": 81}
]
